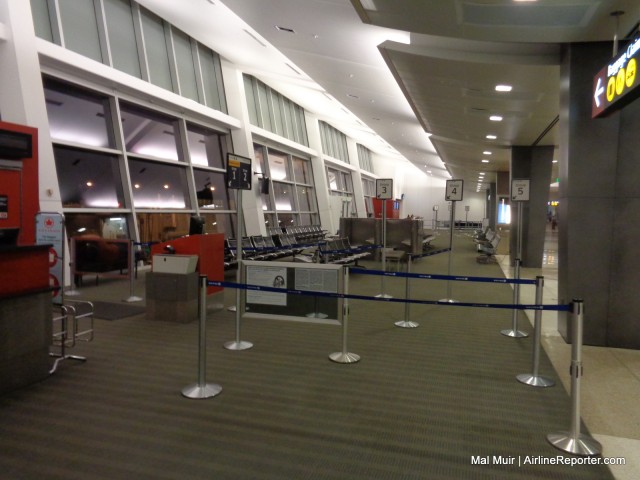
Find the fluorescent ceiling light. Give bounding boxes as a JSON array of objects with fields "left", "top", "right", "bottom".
[
  {"left": 489, "top": 115, "right": 503, "bottom": 122},
  {"left": 495, "top": 85, "right": 512, "bottom": 92},
  {"left": 360, "top": 0, "right": 377, "bottom": 11},
  {"left": 483, "top": 151, "right": 492, "bottom": 155},
  {"left": 481, "top": 159, "right": 489, "bottom": 163},
  {"left": 552, "top": 159, "right": 558, "bottom": 163},
  {"left": 486, "top": 134, "right": 497, "bottom": 140}
]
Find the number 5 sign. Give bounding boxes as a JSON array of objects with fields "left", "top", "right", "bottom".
[
  {"left": 511, "top": 179, "right": 530, "bottom": 201},
  {"left": 445, "top": 179, "right": 463, "bottom": 201}
]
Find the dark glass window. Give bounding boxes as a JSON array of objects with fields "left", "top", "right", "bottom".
[
  {"left": 54, "top": 146, "right": 124, "bottom": 209},
  {"left": 44, "top": 78, "right": 114, "bottom": 148},
  {"left": 128, "top": 159, "right": 190, "bottom": 209}
]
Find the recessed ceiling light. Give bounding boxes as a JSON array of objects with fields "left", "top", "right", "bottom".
[
  {"left": 495, "top": 85, "right": 512, "bottom": 92},
  {"left": 486, "top": 134, "right": 497, "bottom": 140},
  {"left": 275, "top": 26, "right": 296, "bottom": 33},
  {"left": 360, "top": 0, "right": 378, "bottom": 11},
  {"left": 481, "top": 159, "right": 489, "bottom": 163},
  {"left": 489, "top": 115, "right": 503, "bottom": 122}
]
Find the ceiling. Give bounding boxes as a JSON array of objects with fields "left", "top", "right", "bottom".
[{"left": 139, "top": 0, "right": 640, "bottom": 194}]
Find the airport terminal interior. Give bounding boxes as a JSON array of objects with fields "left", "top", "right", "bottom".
[{"left": 1, "top": 0, "right": 640, "bottom": 478}]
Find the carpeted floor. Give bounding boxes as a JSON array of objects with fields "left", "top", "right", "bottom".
[{"left": 0, "top": 232, "right": 614, "bottom": 479}]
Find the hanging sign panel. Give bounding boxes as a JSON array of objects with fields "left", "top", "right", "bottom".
[
  {"left": 445, "top": 179, "right": 463, "bottom": 201},
  {"left": 376, "top": 178, "right": 393, "bottom": 199},
  {"left": 592, "top": 35, "right": 640, "bottom": 118},
  {"left": 226, "top": 153, "right": 252, "bottom": 190},
  {"left": 511, "top": 179, "right": 530, "bottom": 202}
]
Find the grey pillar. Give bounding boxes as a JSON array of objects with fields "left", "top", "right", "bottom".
[
  {"left": 559, "top": 41, "right": 640, "bottom": 348},
  {"left": 487, "top": 183, "right": 497, "bottom": 231},
  {"left": 509, "top": 146, "right": 554, "bottom": 268}
]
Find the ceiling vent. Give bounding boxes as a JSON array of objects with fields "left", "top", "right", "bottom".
[
  {"left": 458, "top": 1, "right": 598, "bottom": 28},
  {"left": 275, "top": 26, "right": 296, "bottom": 34}
]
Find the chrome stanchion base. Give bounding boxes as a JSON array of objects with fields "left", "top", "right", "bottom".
[
  {"left": 181, "top": 383, "right": 222, "bottom": 399},
  {"left": 329, "top": 352, "right": 360, "bottom": 364},
  {"left": 547, "top": 432, "right": 602, "bottom": 456},
  {"left": 439, "top": 298, "right": 458, "bottom": 303},
  {"left": 516, "top": 373, "right": 555, "bottom": 387},
  {"left": 207, "top": 303, "right": 225, "bottom": 312},
  {"left": 375, "top": 293, "right": 393, "bottom": 299},
  {"left": 395, "top": 320, "right": 419, "bottom": 328},
  {"left": 123, "top": 295, "right": 143, "bottom": 303},
  {"left": 306, "top": 312, "right": 328, "bottom": 319},
  {"left": 224, "top": 340, "right": 253, "bottom": 351},
  {"left": 501, "top": 328, "right": 529, "bottom": 338}
]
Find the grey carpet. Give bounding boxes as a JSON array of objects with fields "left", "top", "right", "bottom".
[
  {"left": 0, "top": 233, "right": 613, "bottom": 479},
  {"left": 89, "top": 300, "right": 146, "bottom": 320}
]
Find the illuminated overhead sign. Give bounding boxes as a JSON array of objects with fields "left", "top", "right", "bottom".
[{"left": 592, "top": 36, "right": 640, "bottom": 118}]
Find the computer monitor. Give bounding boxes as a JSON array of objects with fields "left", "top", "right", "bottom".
[
  {"left": 188, "top": 215, "right": 205, "bottom": 236},
  {"left": 0, "top": 227, "right": 19, "bottom": 246}
]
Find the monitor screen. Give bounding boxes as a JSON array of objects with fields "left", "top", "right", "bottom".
[
  {"left": 189, "top": 215, "right": 205, "bottom": 236},
  {"left": 0, "top": 227, "right": 19, "bottom": 246}
]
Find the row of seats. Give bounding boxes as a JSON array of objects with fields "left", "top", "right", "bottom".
[
  {"left": 223, "top": 234, "right": 310, "bottom": 269},
  {"left": 268, "top": 225, "right": 327, "bottom": 244},
  {"left": 473, "top": 227, "right": 501, "bottom": 258},
  {"left": 318, "top": 237, "right": 371, "bottom": 265}
]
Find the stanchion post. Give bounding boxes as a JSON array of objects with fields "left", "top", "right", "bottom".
[
  {"left": 501, "top": 258, "right": 528, "bottom": 338},
  {"left": 329, "top": 267, "right": 360, "bottom": 363},
  {"left": 376, "top": 199, "right": 392, "bottom": 299},
  {"left": 395, "top": 254, "right": 418, "bottom": 328},
  {"left": 517, "top": 276, "right": 554, "bottom": 387},
  {"left": 440, "top": 201, "right": 457, "bottom": 303},
  {"left": 182, "top": 275, "right": 222, "bottom": 399},
  {"left": 66, "top": 237, "right": 80, "bottom": 296},
  {"left": 225, "top": 189, "right": 253, "bottom": 350},
  {"left": 547, "top": 299, "right": 601, "bottom": 456},
  {"left": 124, "top": 240, "right": 143, "bottom": 302}
]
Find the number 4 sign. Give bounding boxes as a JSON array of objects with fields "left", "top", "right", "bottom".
[
  {"left": 511, "top": 179, "right": 530, "bottom": 201},
  {"left": 445, "top": 179, "right": 463, "bottom": 201}
]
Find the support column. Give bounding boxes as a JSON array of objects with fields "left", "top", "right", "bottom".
[
  {"left": 559, "top": 41, "right": 640, "bottom": 348},
  {"left": 509, "top": 146, "right": 554, "bottom": 267}
]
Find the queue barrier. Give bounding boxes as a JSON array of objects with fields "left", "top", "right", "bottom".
[
  {"left": 201, "top": 272, "right": 597, "bottom": 457},
  {"left": 50, "top": 299, "right": 94, "bottom": 374}
]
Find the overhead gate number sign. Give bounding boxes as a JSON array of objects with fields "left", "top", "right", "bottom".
[
  {"left": 445, "top": 179, "right": 463, "bottom": 201},
  {"left": 227, "top": 153, "right": 252, "bottom": 190},
  {"left": 592, "top": 35, "right": 640, "bottom": 118}
]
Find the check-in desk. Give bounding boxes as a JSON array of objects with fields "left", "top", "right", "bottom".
[{"left": 0, "top": 244, "right": 52, "bottom": 394}]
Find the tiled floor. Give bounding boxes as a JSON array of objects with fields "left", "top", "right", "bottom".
[{"left": 496, "top": 226, "right": 640, "bottom": 480}]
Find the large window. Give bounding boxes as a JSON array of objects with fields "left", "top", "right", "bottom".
[
  {"left": 104, "top": 0, "right": 142, "bottom": 79},
  {"left": 44, "top": 77, "right": 235, "bottom": 244},
  {"left": 44, "top": 78, "right": 115, "bottom": 149},
  {"left": 320, "top": 122, "right": 349, "bottom": 163},
  {"left": 244, "top": 75, "right": 309, "bottom": 146},
  {"left": 32, "top": 0, "right": 227, "bottom": 114},
  {"left": 55, "top": 146, "right": 124, "bottom": 209},
  {"left": 120, "top": 103, "right": 180, "bottom": 161},
  {"left": 255, "top": 144, "right": 318, "bottom": 228},
  {"left": 128, "top": 159, "right": 190, "bottom": 209},
  {"left": 327, "top": 166, "right": 356, "bottom": 217}
]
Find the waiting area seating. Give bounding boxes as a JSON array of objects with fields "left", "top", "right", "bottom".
[{"left": 318, "top": 237, "right": 371, "bottom": 265}]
